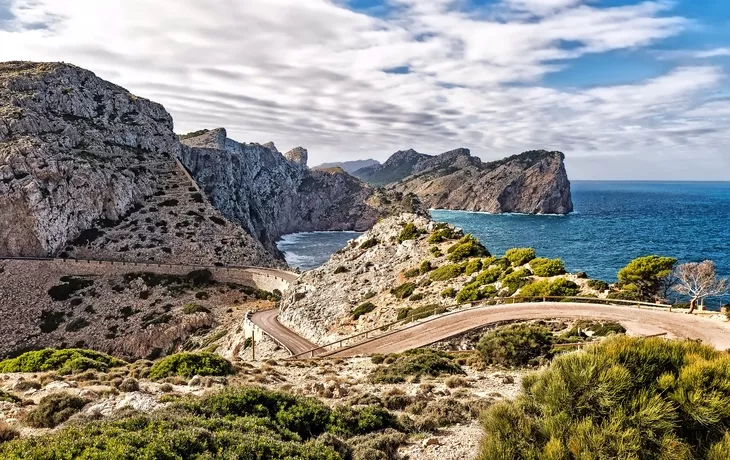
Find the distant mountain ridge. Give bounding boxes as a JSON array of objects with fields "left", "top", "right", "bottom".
[
  {"left": 313, "top": 158, "right": 380, "bottom": 174},
  {"left": 352, "top": 148, "right": 573, "bottom": 215}
]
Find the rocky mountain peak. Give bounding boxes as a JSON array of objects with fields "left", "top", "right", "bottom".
[
  {"left": 262, "top": 141, "right": 279, "bottom": 153},
  {"left": 284, "top": 146, "right": 308, "bottom": 166}
]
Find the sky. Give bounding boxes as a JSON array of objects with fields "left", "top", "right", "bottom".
[{"left": 0, "top": 0, "right": 728, "bottom": 180}]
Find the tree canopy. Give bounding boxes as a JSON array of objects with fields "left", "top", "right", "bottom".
[{"left": 617, "top": 255, "right": 677, "bottom": 301}]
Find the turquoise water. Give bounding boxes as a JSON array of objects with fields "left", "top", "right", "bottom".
[{"left": 278, "top": 181, "right": 730, "bottom": 306}]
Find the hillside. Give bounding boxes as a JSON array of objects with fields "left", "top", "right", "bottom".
[
  {"left": 0, "top": 62, "right": 277, "bottom": 267},
  {"left": 353, "top": 148, "right": 573, "bottom": 214},
  {"left": 279, "top": 214, "right": 601, "bottom": 344}
]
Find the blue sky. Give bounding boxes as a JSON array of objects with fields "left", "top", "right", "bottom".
[{"left": 0, "top": 0, "right": 728, "bottom": 179}]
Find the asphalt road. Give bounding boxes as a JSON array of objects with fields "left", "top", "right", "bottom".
[
  {"left": 250, "top": 308, "right": 321, "bottom": 355},
  {"left": 252, "top": 302, "right": 730, "bottom": 358}
]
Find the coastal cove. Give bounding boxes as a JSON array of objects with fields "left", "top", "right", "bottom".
[{"left": 278, "top": 181, "right": 730, "bottom": 306}]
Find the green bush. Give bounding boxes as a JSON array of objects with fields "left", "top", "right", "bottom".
[
  {"left": 447, "top": 235, "right": 490, "bottom": 262},
  {"left": 148, "top": 353, "right": 234, "bottom": 379},
  {"left": 478, "top": 336, "right": 730, "bottom": 459},
  {"left": 0, "top": 348, "right": 126, "bottom": 374},
  {"left": 419, "top": 260, "right": 433, "bottom": 274},
  {"left": 183, "top": 303, "right": 210, "bottom": 315},
  {"left": 25, "top": 393, "right": 86, "bottom": 428},
  {"left": 369, "top": 349, "right": 465, "bottom": 383},
  {"left": 477, "top": 324, "right": 554, "bottom": 367},
  {"left": 607, "top": 288, "right": 644, "bottom": 301},
  {"left": 474, "top": 266, "right": 502, "bottom": 285},
  {"left": 505, "top": 248, "right": 536, "bottom": 266},
  {"left": 398, "top": 223, "right": 423, "bottom": 243},
  {"left": 617, "top": 255, "right": 677, "bottom": 300},
  {"left": 359, "top": 238, "right": 379, "bottom": 250},
  {"left": 408, "top": 293, "right": 424, "bottom": 301},
  {"left": 519, "top": 278, "right": 580, "bottom": 298},
  {"left": 465, "top": 259, "right": 483, "bottom": 276},
  {"left": 0, "top": 390, "right": 20, "bottom": 404},
  {"left": 428, "top": 225, "right": 457, "bottom": 243},
  {"left": 352, "top": 302, "right": 377, "bottom": 319},
  {"left": 570, "top": 320, "right": 626, "bottom": 337},
  {"left": 429, "top": 246, "right": 443, "bottom": 257},
  {"left": 587, "top": 279, "right": 610, "bottom": 292},
  {"left": 403, "top": 268, "right": 420, "bottom": 278},
  {"left": 481, "top": 256, "right": 497, "bottom": 268},
  {"left": 429, "top": 263, "right": 464, "bottom": 281},
  {"left": 2, "top": 386, "right": 403, "bottom": 459},
  {"left": 390, "top": 282, "right": 416, "bottom": 299},
  {"left": 456, "top": 283, "right": 482, "bottom": 303},
  {"left": 441, "top": 287, "right": 457, "bottom": 298},
  {"left": 500, "top": 268, "right": 531, "bottom": 295},
  {"left": 529, "top": 258, "right": 566, "bottom": 277},
  {"left": 397, "top": 305, "right": 446, "bottom": 322}
]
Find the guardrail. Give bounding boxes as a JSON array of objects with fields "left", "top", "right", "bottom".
[{"left": 288, "top": 295, "right": 700, "bottom": 359}]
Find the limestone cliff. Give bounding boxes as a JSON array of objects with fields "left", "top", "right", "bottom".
[
  {"left": 0, "top": 62, "right": 278, "bottom": 267},
  {"left": 178, "top": 129, "right": 427, "bottom": 253},
  {"left": 354, "top": 148, "right": 573, "bottom": 215}
]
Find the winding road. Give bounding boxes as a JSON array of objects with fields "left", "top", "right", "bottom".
[
  {"left": 250, "top": 309, "right": 321, "bottom": 355},
  {"left": 257, "top": 302, "right": 730, "bottom": 358}
]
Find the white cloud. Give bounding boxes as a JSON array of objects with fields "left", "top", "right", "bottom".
[{"left": 0, "top": 0, "right": 726, "bottom": 179}]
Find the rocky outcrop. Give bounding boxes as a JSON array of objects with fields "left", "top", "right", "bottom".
[
  {"left": 354, "top": 148, "right": 573, "bottom": 215},
  {"left": 178, "top": 129, "right": 427, "bottom": 253},
  {"left": 313, "top": 158, "right": 380, "bottom": 174},
  {"left": 0, "top": 62, "right": 278, "bottom": 267}
]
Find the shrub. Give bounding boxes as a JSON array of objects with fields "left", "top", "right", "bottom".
[
  {"left": 0, "top": 349, "right": 126, "bottom": 374},
  {"left": 481, "top": 256, "right": 497, "bottom": 268},
  {"left": 359, "top": 238, "right": 379, "bottom": 250},
  {"left": 408, "top": 293, "right": 424, "bottom": 301},
  {"left": 587, "top": 279, "right": 610, "bottom": 292},
  {"left": 334, "top": 266, "right": 349, "bottom": 274},
  {"left": 148, "top": 353, "right": 234, "bottom": 379},
  {"left": 1, "top": 386, "right": 402, "bottom": 459},
  {"left": 403, "top": 268, "right": 420, "bottom": 278},
  {"left": 519, "top": 278, "right": 580, "bottom": 298},
  {"left": 419, "top": 260, "right": 432, "bottom": 274},
  {"left": 465, "top": 259, "right": 482, "bottom": 276},
  {"left": 0, "top": 422, "right": 19, "bottom": 444},
  {"left": 398, "top": 223, "right": 423, "bottom": 243},
  {"left": 529, "top": 258, "right": 566, "bottom": 277},
  {"left": 456, "top": 283, "right": 482, "bottom": 303},
  {"left": 119, "top": 377, "right": 140, "bottom": 392},
  {"left": 352, "top": 302, "right": 377, "bottom": 319},
  {"left": 430, "top": 246, "right": 443, "bottom": 257},
  {"left": 26, "top": 393, "right": 86, "bottom": 428},
  {"left": 397, "top": 304, "right": 446, "bottom": 322},
  {"left": 570, "top": 320, "right": 626, "bottom": 337},
  {"left": 390, "top": 282, "right": 416, "bottom": 299},
  {"left": 447, "top": 235, "right": 489, "bottom": 262},
  {"left": 369, "top": 349, "right": 465, "bottom": 383},
  {"left": 0, "top": 390, "right": 20, "bottom": 404},
  {"left": 617, "top": 255, "right": 677, "bottom": 300},
  {"left": 505, "top": 248, "right": 536, "bottom": 266},
  {"left": 500, "top": 268, "right": 531, "bottom": 295},
  {"left": 428, "top": 226, "right": 457, "bottom": 243},
  {"left": 429, "top": 263, "right": 464, "bottom": 281},
  {"left": 47, "top": 276, "right": 94, "bottom": 301},
  {"left": 478, "top": 336, "right": 730, "bottom": 459},
  {"left": 607, "top": 289, "right": 644, "bottom": 301},
  {"left": 477, "top": 324, "right": 554, "bottom": 367},
  {"left": 441, "top": 287, "right": 457, "bottom": 298},
  {"left": 183, "top": 303, "right": 210, "bottom": 315},
  {"left": 474, "top": 266, "right": 502, "bottom": 285}
]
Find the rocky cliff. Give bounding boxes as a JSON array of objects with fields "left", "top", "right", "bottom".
[
  {"left": 353, "top": 148, "right": 573, "bottom": 214},
  {"left": 0, "top": 62, "right": 278, "bottom": 267},
  {"left": 178, "top": 129, "right": 427, "bottom": 253}
]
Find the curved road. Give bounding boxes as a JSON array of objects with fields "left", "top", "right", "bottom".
[
  {"left": 250, "top": 309, "right": 321, "bottom": 355},
  {"left": 257, "top": 302, "right": 730, "bottom": 358}
]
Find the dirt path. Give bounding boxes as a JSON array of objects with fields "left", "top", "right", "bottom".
[
  {"left": 316, "top": 303, "right": 730, "bottom": 358},
  {"left": 250, "top": 309, "right": 321, "bottom": 355}
]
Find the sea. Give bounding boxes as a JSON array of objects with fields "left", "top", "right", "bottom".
[{"left": 277, "top": 181, "right": 730, "bottom": 307}]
